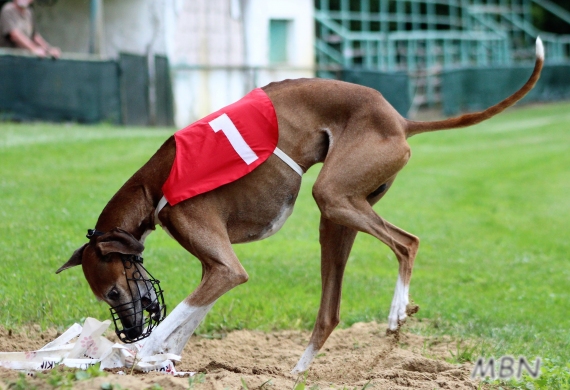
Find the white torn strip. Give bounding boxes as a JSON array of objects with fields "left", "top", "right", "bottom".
[{"left": 0, "top": 317, "right": 194, "bottom": 377}]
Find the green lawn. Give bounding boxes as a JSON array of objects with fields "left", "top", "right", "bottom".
[{"left": 0, "top": 101, "right": 569, "bottom": 363}]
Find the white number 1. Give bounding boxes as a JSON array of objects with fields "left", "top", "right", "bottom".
[{"left": 208, "top": 113, "right": 259, "bottom": 165}]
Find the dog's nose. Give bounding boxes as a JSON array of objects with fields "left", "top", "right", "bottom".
[
  {"left": 145, "top": 300, "right": 161, "bottom": 321},
  {"left": 141, "top": 294, "right": 154, "bottom": 308},
  {"left": 125, "top": 325, "right": 143, "bottom": 340},
  {"left": 150, "top": 311, "right": 161, "bottom": 322},
  {"left": 142, "top": 294, "right": 160, "bottom": 314},
  {"left": 142, "top": 296, "right": 159, "bottom": 311}
]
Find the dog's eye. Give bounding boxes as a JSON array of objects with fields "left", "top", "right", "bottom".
[{"left": 107, "top": 288, "right": 120, "bottom": 301}]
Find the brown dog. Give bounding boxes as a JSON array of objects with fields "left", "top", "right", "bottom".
[{"left": 57, "top": 39, "right": 543, "bottom": 374}]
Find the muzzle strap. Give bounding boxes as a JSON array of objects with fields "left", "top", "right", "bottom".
[
  {"left": 273, "top": 147, "right": 304, "bottom": 176},
  {"left": 154, "top": 196, "right": 169, "bottom": 226},
  {"left": 86, "top": 229, "right": 105, "bottom": 239}
]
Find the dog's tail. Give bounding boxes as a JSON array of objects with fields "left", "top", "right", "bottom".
[{"left": 405, "top": 37, "right": 544, "bottom": 137}]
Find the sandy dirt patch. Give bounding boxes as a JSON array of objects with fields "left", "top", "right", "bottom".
[{"left": 0, "top": 322, "right": 483, "bottom": 389}]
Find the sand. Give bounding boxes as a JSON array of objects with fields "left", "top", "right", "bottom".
[{"left": 0, "top": 321, "right": 483, "bottom": 389}]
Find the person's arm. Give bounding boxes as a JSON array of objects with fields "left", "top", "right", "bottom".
[
  {"left": 9, "top": 28, "right": 46, "bottom": 56},
  {"left": 33, "top": 32, "right": 60, "bottom": 58}
]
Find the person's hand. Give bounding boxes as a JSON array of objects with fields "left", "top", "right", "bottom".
[
  {"left": 31, "top": 46, "right": 47, "bottom": 57},
  {"left": 47, "top": 46, "right": 61, "bottom": 59}
]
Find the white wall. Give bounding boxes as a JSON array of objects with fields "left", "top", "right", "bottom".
[
  {"left": 243, "top": 0, "right": 314, "bottom": 68},
  {"left": 173, "top": 0, "right": 315, "bottom": 126},
  {"left": 35, "top": 0, "right": 316, "bottom": 128},
  {"left": 168, "top": 0, "right": 247, "bottom": 126},
  {"left": 103, "top": 0, "right": 167, "bottom": 59},
  {"left": 169, "top": 0, "right": 244, "bottom": 66}
]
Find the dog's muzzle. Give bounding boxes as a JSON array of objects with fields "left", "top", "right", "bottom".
[{"left": 110, "top": 254, "right": 166, "bottom": 343}]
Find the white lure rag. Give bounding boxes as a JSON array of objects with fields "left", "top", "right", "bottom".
[{"left": 0, "top": 318, "right": 192, "bottom": 376}]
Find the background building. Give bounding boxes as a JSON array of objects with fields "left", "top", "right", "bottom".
[
  {"left": 1, "top": 0, "right": 569, "bottom": 125},
  {"left": 33, "top": 0, "right": 315, "bottom": 127}
]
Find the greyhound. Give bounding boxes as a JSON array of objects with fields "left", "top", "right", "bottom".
[{"left": 57, "top": 38, "right": 543, "bottom": 374}]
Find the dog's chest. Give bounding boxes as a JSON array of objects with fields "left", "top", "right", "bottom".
[
  {"left": 257, "top": 202, "right": 295, "bottom": 240},
  {"left": 229, "top": 191, "right": 297, "bottom": 244}
]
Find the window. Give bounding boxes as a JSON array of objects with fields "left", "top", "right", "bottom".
[{"left": 269, "top": 19, "right": 291, "bottom": 64}]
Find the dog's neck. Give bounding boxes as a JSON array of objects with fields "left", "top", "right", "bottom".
[
  {"left": 94, "top": 181, "right": 157, "bottom": 241},
  {"left": 90, "top": 127, "right": 322, "bottom": 242},
  {"left": 93, "top": 138, "right": 176, "bottom": 241}
]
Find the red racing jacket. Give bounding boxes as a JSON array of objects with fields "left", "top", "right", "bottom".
[{"left": 162, "top": 88, "right": 279, "bottom": 206}]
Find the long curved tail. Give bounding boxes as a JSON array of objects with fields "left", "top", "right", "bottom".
[{"left": 405, "top": 37, "right": 544, "bottom": 137}]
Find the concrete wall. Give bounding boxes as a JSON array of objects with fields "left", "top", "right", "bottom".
[
  {"left": 103, "top": 0, "right": 167, "bottom": 59},
  {"left": 34, "top": 0, "right": 167, "bottom": 58},
  {"left": 170, "top": 0, "right": 243, "bottom": 66},
  {"left": 33, "top": 0, "right": 91, "bottom": 54}
]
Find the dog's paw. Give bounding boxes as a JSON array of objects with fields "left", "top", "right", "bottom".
[
  {"left": 291, "top": 344, "right": 318, "bottom": 375},
  {"left": 388, "top": 300, "right": 419, "bottom": 334},
  {"left": 388, "top": 276, "right": 410, "bottom": 330},
  {"left": 388, "top": 295, "right": 409, "bottom": 331},
  {"left": 387, "top": 312, "right": 406, "bottom": 331},
  {"left": 137, "top": 335, "right": 167, "bottom": 358}
]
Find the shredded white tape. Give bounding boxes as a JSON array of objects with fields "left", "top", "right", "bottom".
[{"left": 0, "top": 318, "right": 193, "bottom": 377}]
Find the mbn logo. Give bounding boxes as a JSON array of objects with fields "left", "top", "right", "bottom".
[{"left": 471, "top": 356, "right": 541, "bottom": 380}]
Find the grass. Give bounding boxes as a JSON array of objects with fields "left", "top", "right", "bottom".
[
  {"left": 5, "top": 363, "right": 109, "bottom": 389},
  {"left": 0, "top": 101, "right": 569, "bottom": 367}
]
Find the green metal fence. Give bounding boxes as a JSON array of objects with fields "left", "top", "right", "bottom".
[
  {"left": 0, "top": 54, "right": 121, "bottom": 123},
  {"left": 0, "top": 51, "right": 173, "bottom": 126},
  {"left": 441, "top": 63, "right": 570, "bottom": 115},
  {"left": 342, "top": 69, "right": 410, "bottom": 115},
  {"left": 315, "top": 0, "right": 570, "bottom": 113}
]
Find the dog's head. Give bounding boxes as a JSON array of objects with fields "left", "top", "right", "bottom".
[{"left": 57, "top": 228, "right": 165, "bottom": 342}]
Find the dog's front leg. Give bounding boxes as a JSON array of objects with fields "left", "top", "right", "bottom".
[
  {"left": 138, "top": 300, "right": 216, "bottom": 357},
  {"left": 139, "top": 214, "right": 248, "bottom": 358}
]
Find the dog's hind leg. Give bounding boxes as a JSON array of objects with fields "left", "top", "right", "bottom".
[
  {"left": 292, "top": 217, "right": 357, "bottom": 374},
  {"left": 312, "top": 137, "right": 420, "bottom": 334},
  {"left": 139, "top": 209, "right": 249, "bottom": 357},
  {"left": 314, "top": 194, "right": 419, "bottom": 332},
  {"left": 374, "top": 219, "right": 419, "bottom": 331}
]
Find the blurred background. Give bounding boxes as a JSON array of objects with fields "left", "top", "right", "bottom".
[{"left": 0, "top": 0, "right": 569, "bottom": 127}]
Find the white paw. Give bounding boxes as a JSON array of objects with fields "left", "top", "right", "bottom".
[
  {"left": 291, "top": 344, "right": 318, "bottom": 375},
  {"left": 388, "top": 298, "right": 409, "bottom": 330},
  {"left": 388, "top": 276, "right": 409, "bottom": 330},
  {"left": 291, "top": 366, "right": 305, "bottom": 376},
  {"left": 138, "top": 336, "right": 166, "bottom": 357},
  {"left": 136, "top": 301, "right": 215, "bottom": 358}
]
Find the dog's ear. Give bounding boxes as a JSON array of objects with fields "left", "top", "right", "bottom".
[
  {"left": 56, "top": 244, "right": 87, "bottom": 274},
  {"left": 96, "top": 228, "right": 144, "bottom": 256}
]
